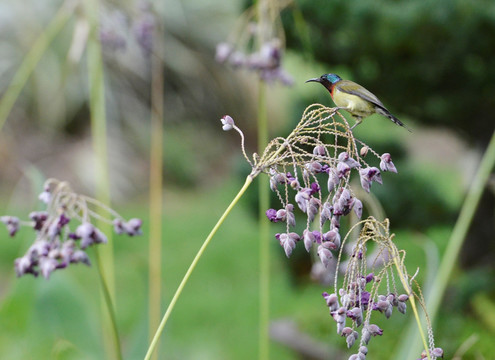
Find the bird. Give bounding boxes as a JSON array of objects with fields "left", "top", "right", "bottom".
[{"left": 306, "top": 73, "right": 411, "bottom": 132}]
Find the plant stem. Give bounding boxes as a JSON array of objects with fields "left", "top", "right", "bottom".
[
  {"left": 144, "top": 175, "right": 254, "bottom": 360},
  {"left": 391, "top": 250, "right": 431, "bottom": 360},
  {"left": 427, "top": 130, "right": 495, "bottom": 320},
  {"left": 94, "top": 247, "right": 123, "bottom": 360},
  {"left": 148, "top": 18, "right": 164, "bottom": 360},
  {"left": 0, "top": 0, "right": 75, "bottom": 133},
  {"left": 86, "top": 0, "right": 118, "bottom": 358},
  {"left": 257, "top": 81, "right": 270, "bottom": 360}
]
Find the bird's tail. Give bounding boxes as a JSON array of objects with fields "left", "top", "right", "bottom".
[{"left": 377, "top": 107, "right": 412, "bottom": 132}]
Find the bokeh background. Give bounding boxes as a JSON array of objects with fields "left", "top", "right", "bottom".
[{"left": 0, "top": 0, "right": 494, "bottom": 359}]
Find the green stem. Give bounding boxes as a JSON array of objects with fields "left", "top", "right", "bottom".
[
  {"left": 148, "top": 20, "right": 165, "bottom": 360},
  {"left": 257, "top": 81, "right": 270, "bottom": 360},
  {"left": 0, "top": 0, "right": 74, "bottom": 133},
  {"left": 391, "top": 250, "right": 431, "bottom": 360},
  {"left": 427, "top": 130, "right": 495, "bottom": 320},
  {"left": 86, "top": 0, "right": 118, "bottom": 358},
  {"left": 94, "top": 247, "right": 123, "bottom": 360},
  {"left": 144, "top": 175, "right": 254, "bottom": 360}
]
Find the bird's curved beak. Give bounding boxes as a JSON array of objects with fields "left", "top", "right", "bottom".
[{"left": 305, "top": 77, "right": 321, "bottom": 83}]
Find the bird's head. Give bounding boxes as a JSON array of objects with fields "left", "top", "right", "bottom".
[{"left": 305, "top": 73, "right": 342, "bottom": 90}]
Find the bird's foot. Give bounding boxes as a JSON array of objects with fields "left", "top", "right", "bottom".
[{"left": 349, "top": 119, "right": 362, "bottom": 131}]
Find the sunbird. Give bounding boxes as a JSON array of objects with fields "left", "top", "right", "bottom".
[{"left": 306, "top": 73, "right": 411, "bottom": 132}]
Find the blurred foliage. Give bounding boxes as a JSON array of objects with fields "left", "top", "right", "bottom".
[{"left": 283, "top": 0, "right": 495, "bottom": 144}]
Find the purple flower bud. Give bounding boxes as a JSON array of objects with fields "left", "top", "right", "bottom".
[
  {"left": 380, "top": 153, "right": 398, "bottom": 173},
  {"left": 327, "top": 168, "right": 339, "bottom": 192},
  {"left": 220, "top": 115, "right": 235, "bottom": 131},
  {"left": 388, "top": 293, "right": 398, "bottom": 307},
  {"left": 266, "top": 209, "right": 278, "bottom": 222},
  {"left": 353, "top": 199, "right": 363, "bottom": 218},
  {"left": 60, "top": 240, "right": 75, "bottom": 262},
  {"left": 337, "top": 162, "right": 351, "bottom": 177},
  {"left": 365, "top": 273, "right": 374, "bottom": 283},
  {"left": 360, "top": 177, "right": 371, "bottom": 193},
  {"left": 362, "top": 328, "right": 371, "bottom": 345},
  {"left": 76, "top": 223, "right": 95, "bottom": 249},
  {"left": 341, "top": 326, "right": 353, "bottom": 337},
  {"left": 307, "top": 162, "right": 323, "bottom": 174},
  {"left": 317, "top": 245, "right": 333, "bottom": 267},
  {"left": 359, "top": 346, "right": 368, "bottom": 355},
  {"left": 71, "top": 250, "right": 91, "bottom": 265},
  {"left": 338, "top": 152, "right": 360, "bottom": 168},
  {"left": 0, "top": 216, "right": 20, "bottom": 237},
  {"left": 376, "top": 300, "right": 390, "bottom": 312},
  {"left": 93, "top": 228, "right": 108, "bottom": 244},
  {"left": 323, "top": 229, "right": 340, "bottom": 248},
  {"left": 114, "top": 218, "right": 143, "bottom": 236},
  {"left": 310, "top": 182, "right": 320, "bottom": 195},
  {"left": 29, "top": 211, "right": 49, "bottom": 231},
  {"left": 360, "top": 146, "right": 369, "bottom": 157},
  {"left": 347, "top": 307, "right": 363, "bottom": 326},
  {"left": 431, "top": 348, "right": 444, "bottom": 357},
  {"left": 320, "top": 202, "right": 333, "bottom": 226},
  {"left": 312, "top": 230, "right": 322, "bottom": 244},
  {"left": 367, "top": 324, "right": 383, "bottom": 336},
  {"left": 278, "top": 233, "right": 299, "bottom": 258},
  {"left": 303, "top": 229, "right": 315, "bottom": 252},
  {"left": 28, "top": 240, "right": 50, "bottom": 258},
  {"left": 360, "top": 291, "right": 371, "bottom": 307},
  {"left": 295, "top": 188, "right": 311, "bottom": 213},
  {"left": 398, "top": 294, "right": 409, "bottom": 302},
  {"left": 39, "top": 256, "right": 58, "bottom": 279},
  {"left": 285, "top": 205, "right": 296, "bottom": 227},
  {"left": 307, "top": 197, "right": 321, "bottom": 223},
  {"left": 14, "top": 256, "right": 32, "bottom": 277},
  {"left": 313, "top": 145, "right": 326, "bottom": 156},
  {"left": 398, "top": 301, "right": 407, "bottom": 314},
  {"left": 322, "top": 292, "right": 339, "bottom": 311},
  {"left": 331, "top": 215, "right": 341, "bottom": 229}
]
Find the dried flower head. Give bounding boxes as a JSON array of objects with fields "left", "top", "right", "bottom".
[{"left": 2, "top": 179, "right": 142, "bottom": 279}]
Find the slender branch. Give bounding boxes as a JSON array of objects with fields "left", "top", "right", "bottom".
[
  {"left": 257, "top": 80, "right": 270, "bottom": 360},
  {"left": 391, "top": 250, "right": 431, "bottom": 360},
  {"left": 94, "top": 248, "right": 123, "bottom": 360},
  {"left": 148, "top": 15, "right": 165, "bottom": 360},
  {"left": 144, "top": 175, "right": 254, "bottom": 360}
]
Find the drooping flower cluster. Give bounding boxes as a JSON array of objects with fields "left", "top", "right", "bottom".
[
  {"left": 1, "top": 179, "right": 142, "bottom": 279},
  {"left": 322, "top": 218, "right": 443, "bottom": 359},
  {"left": 255, "top": 105, "right": 398, "bottom": 267},
  {"left": 220, "top": 104, "right": 442, "bottom": 359},
  {"left": 215, "top": 3, "right": 293, "bottom": 85},
  {"left": 98, "top": 1, "right": 156, "bottom": 57}
]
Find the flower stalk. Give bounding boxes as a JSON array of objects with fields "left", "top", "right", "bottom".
[{"left": 144, "top": 175, "right": 254, "bottom": 360}]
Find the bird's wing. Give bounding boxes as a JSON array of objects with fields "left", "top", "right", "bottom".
[{"left": 337, "top": 80, "right": 386, "bottom": 109}]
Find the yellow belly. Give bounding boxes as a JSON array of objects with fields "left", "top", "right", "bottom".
[{"left": 333, "top": 88, "right": 375, "bottom": 118}]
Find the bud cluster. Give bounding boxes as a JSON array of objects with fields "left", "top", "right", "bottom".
[
  {"left": 216, "top": 39, "right": 293, "bottom": 85},
  {"left": 1, "top": 179, "right": 142, "bottom": 279},
  {"left": 259, "top": 105, "right": 398, "bottom": 266},
  {"left": 220, "top": 105, "right": 442, "bottom": 359},
  {"left": 323, "top": 218, "right": 443, "bottom": 359},
  {"left": 214, "top": 2, "right": 293, "bottom": 85}
]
